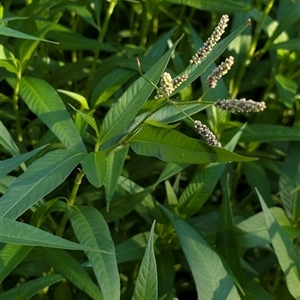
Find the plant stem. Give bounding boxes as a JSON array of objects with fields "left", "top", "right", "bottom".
[
  {"left": 56, "top": 169, "right": 85, "bottom": 237},
  {"left": 231, "top": 0, "right": 275, "bottom": 98},
  {"left": 84, "top": 0, "right": 118, "bottom": 98},
  {"left": 13, "top": 72, "right": 22, "bottom": 142}
]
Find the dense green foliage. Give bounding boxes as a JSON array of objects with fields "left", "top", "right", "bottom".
[{"left": 0, "top": 0, "right": 299, "bottom": 299}]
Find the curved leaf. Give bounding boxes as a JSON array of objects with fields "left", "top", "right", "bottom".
[
  {"left": 132, "top": 221, "right": 158, "bottom": 300},
  {"left": 165, "top": 0, "right": 251, "bottom": 13},
  {"left": 18, "top": 77, "right": 86, "bottom": 152},
  {"left": 44, "top": 248, "right": 103, "bottom": 300},
  {"left": 0, "top": 149, "right": 85, "bottom": 220},
  {"left": 68, "top": 206, "right": 120, "bottom": 300},
  {"left": 257, "top": 189, "right": 300, "bottom": 300},
  {"left": 0, "top": 216, "right": 98, "bottom": 251},
  {"left": 163, "top": 207, "right": 241, "bottom": 299},
  {"left": 0, "top": 274, "right": 63, "bottom": 300},
  {"left": 130, "top": 124, "right": 256, "bottom": 164}
]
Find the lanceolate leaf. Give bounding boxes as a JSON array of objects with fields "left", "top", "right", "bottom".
[
  {"left": 165, "top": 0, "right": 251, "bottom": 13},
  {"left": 0, "top": 149, "right": 85, "bottom": 220},
  {"left": 104, "top": 145, "right": 129, "bottom": 209},
  {"left": 132, "top": 221, "right": 158, "bottom": 300},
  {"left": 99, "top": 36, "right": 182, "bottom": 145},
  {"left": 256, "top": 189, "right": 300, "bottom": 300},
  {"left": 81, "top": 151, "right": 106, "bottom": 188},
  {"left": 216, "top": 178, "right": 243, "bottom": 281},
  {"left": 0, "top": 120, "right": 20, "bottom": 157},
  {"left": 43, "top": 248, "right": 103, "bottom": 300},
  {"left": 17, "top": 77, "right": 86, "bottom": 152},
  {"left": 0, "top": 216, "right": 99, "bottom": 252},
  {"left": 68, "top": 206, "right": 120, "bottom": 300},
  {"left": 0, "top": 244, "right": 32, "bottom": 284},
  {"left": 0, "top": 24, "right": 56, "bottom": 42},
  {"left": 0, "top": 145, "right": 47, "bottom": 177},
  {"left": 163, "top": 207, "right": 241, "bottom": 299},
  {"left": 130, "top": 124, "right": 256, "bottom": 164},
  {"left": 0, "top": 274, "right": 63, "bottom": 300}
]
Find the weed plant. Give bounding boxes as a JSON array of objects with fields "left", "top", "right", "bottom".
[{"left": 0, "top": 0, "right": 299, "bottom": 299}]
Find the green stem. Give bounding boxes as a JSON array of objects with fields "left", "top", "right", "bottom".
[
  {"left": 84, "top": 0, "right": 118, "bottom": 98},
  {"left": 13, "top": 72, "right": 22, "bottom": 142},
  {"left": 231, "top": 0, "right": 275, "bottom": 98},
  {"left": 56, "top": 169, "right": 85, "bottom": 237}
]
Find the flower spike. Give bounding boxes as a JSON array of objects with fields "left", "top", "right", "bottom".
[
  {"left": 194, "top": 120, "right": 221, "bottom": 147},
  {"left": 190, "top": 14, "right": 229, "bottom": 65}
]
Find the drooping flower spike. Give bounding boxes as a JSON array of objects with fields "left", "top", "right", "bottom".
[
  {"left": 194, "top": 120, "right": 221, "bottom": 147},
  {"left": 206, "top": 56, "right": 234, "bottom": 88},
  {"left": 214, "top": 98, "right": 266, "bottom": 113}
]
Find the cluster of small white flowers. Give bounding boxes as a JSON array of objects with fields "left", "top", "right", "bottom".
[
  {"left": 194, "top": 120, "right": 221, "bottom": 147},
  {"left": 155, "top": 73, "right": 188, "bottom": 99},
  {"left": 173, "top": 74, "right": 189, "bottom": 89},
  {"left": 214, "top": 98, "right": 266, "bottom": 113},
  {"left": 206, "top": 56, "right": 234, "bottom": 88},
  {"left": 190, "top": 14, "right": 229, "bottom": 65}
]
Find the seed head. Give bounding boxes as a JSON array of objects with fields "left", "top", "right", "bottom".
[
  {"left": 194, "top": 120, "right": 221, "bottom": 147},
  {"left": 214, "top": 98, "right": 267, "bottom": 113},
  {"left": 206, "top": 56, "right": 234, "bottom": 88},
  {"left": 190, "top": 15, "right": 229, "bottom": 65}
]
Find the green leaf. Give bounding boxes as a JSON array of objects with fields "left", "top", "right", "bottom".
[
  {"left": 0, "top": 44, "right": 19, "bottom": 74},
  {"left": 68, "top": 103, "right": 98, "bottom": 135},
  {"left": 279, "top": 142, "right": 300, "bottom": 223},
  {"left": 0, "top": 24, "right": 56, "bottom": 43},
  {"left": 43, "top": 248, "right": 103, "bottom": 300},
  {"left": 17, "top": 76, "right": 86, "bottom": 152},
  {"left": 0, "top": 145, "right": 47, "bottom": 178},
  {"left": 99, "top": 37, "right": 182, "bottom": 145},
  {"left": 65, "top": 3, "right": 100, "bottom": 30},
  {"left": 100, "top": 187, "right": 153, "bottom": 223},
  {"left": 236, "top": 207, "right": 300, "bottom": 249},
  {"left": 81, "top": 151, "right": 106, "bottom": 188},
  {"left": 91, "top": 69, "right": 136, "bottom": 108},
  {"left": 0, "top": 216, "right": 100, "bottom": 251},
  {"left": 243, "top": 162, "right": 273, "bottom": 207},
  {"left": 177, "top": 163, "right": 226, "bottom": 217},
  {"left": 216, "top": 177, "right": 243, "bottom": 282},
  {"left": 0, "top": 120, "right": 20, "bottom": 156},
  {"left": 256, "top": 189, "right": 300, "bottom": 300},
  {"left": 59, "top": 90, "right": 89, "bottom": 110},
  {"left": 222, "top": 124, "right": 300, "bottom": 143},
  {"left": 163, "top": 207, "right": 241, "bottom": 299},
  {"left": 130, "top": 124, "right": 256, "bottom": 164},
  {"left": 164, "top": 0, "right": 251, "bottom": 13},
  {"left": 0, "top": 274, "right": 63, "bottom": 300},
  {"left": 267, "top": 38, "right": 300, "bottom": 50},
  {"left": 0, "top": 149, "right": 85, "bottom": 220},
  {"left": 149, "top": 103, "right": 210, "bottom": 123},
  {"left": 104, "top": 145, "right": 129, "bottom": 208},
  {"left": 118, "top": 176, "right": 167, "bottom": 223},
  {"left": 68, "top": 206, "right": 120, "bottom": 300},
  {"left": 0, "top": 244, "right": 32, "bottom": 284},
  {"left": 132, "top": 221, "right": 158, "bottom": 300},
  {"left": 156, "top": 251, "right": 175, "bottom": 296},
  {"left": 275, "top": 74, "right": 297, "bottom": 108},
  {"left": 115, "top": 232, "right": 154, "bottom": 264}
]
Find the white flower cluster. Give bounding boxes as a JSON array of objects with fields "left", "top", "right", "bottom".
[
  {"left": 214, "top": 98, "right": 266, "bottom": 113},
  {"left": 194, "top": 120, "right": 221, "bottom": 147},
  {"left": 190, "top": 15, "right": 229, "bottom": 65}
]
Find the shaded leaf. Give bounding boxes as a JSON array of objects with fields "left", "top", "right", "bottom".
[
  {"left": 0, "top": 149, "right": 85, "bottom": 220},
  {"left": 132, "top": 221, "right": 158, "bottom": 300}
]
